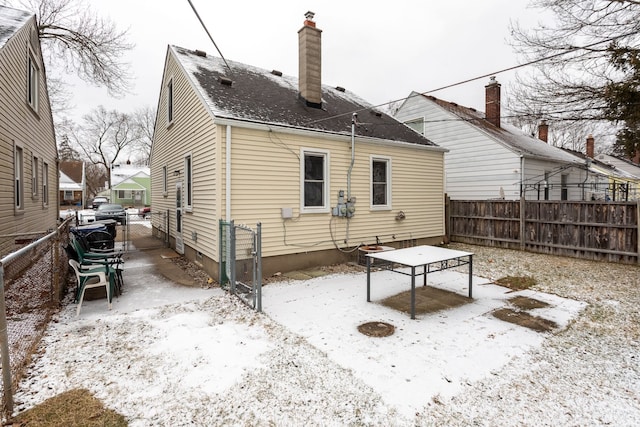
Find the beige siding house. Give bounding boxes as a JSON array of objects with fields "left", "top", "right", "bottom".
[
  {"left": 0, "top": 6, "right": 58, "bottom": 256},
  {"left": 150, "top": 14, "right": 447, "bottom": 280}
]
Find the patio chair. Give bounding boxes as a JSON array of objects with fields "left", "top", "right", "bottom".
[
  {"left": 68, "top": 259, "right": 114, "bottom": 316},
  {"left": 70, "top": 236, "right": 124, "bottom": 296}
]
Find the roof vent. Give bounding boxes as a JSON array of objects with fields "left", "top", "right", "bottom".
[
  {"left": 219, "top": 76, "right": 233, "bottom": 86},
  {"left": 335, "top": 86, "right": 346, "bottom": 92},
  {"left": 271, "top": 70, "right": 283, "bottom": 77},
  {"left": 194, "top": 50, "right": 207, "bottom": 57},
  {"left": 370, "top": 110, "right": 382, "bottom": 118}
]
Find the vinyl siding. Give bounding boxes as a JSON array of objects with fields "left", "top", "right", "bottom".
[
  {"left": 396, "top": 94, "right": 588, "bottom": 201},
  {"left": 151, "top": 49, "right": 218, "bottom": 261},
  {"left": 221, "top": 126, "right": 445, "bottom": 258},
  {"left": 152, "top": 50, "right": 445, "bottom": 265},
  {"left": 0, "top": 16, "right": 57, "bottom": 255},
  {"left": 396, "top": 95, "right": 520, "bottom": 200}
]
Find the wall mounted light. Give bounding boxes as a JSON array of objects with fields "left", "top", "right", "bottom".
[{"left": 173, "top": 170, "right": 180, "bottom": 176}]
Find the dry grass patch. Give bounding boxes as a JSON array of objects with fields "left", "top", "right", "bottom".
[
  {"left": 10, "top": 388, "right": 127, "bottom": 427},
  {"left": 492, "top": 308, "right": 558, "bottom": 333},
  {"left": 508, "top": 296, "right": 549, "bottom": 310},
  {"left": 495, "top": 276, "right": 537, "bottom": 291},
  {"left": 358, "top": 321, "right": 395, "bottom": 337},
  {"left": 382, "top": 285, "right": 472, "bottom": 315}
]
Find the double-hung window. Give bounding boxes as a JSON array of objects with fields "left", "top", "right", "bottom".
[
  {"left": 32, "top": 156, "right": 39, "bottom": 198},
  {"left": 184, "top": 154, "right": 192, "bottom": 210},
  {"left": 167, "top": 78, "right": 174, "bottom": 125},
  {"left": 15, "top": 146, "right": 24, "bottom": 210},
  {"left": 301, "top": 149, "right": 329, "bottom": 213},
  {"left": 371, "top": 156, "right": 391, "bottom": 209},
  {"left": 162, "top": 165, "right": 168, "bottom": 196},
  {"left": 27, "top": 51, "right": 39, "bottom": 112},
  {"left": 42, "top": 162, "right": 48, "bottom": 206}
]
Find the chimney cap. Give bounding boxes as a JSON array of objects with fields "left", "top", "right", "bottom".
[{"left": 305, "top": 11, "right": 315, "bottom": 20}]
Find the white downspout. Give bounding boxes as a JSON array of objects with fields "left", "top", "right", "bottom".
[
  {"left": 226, "top": 125, "right": 232, "bottom": 220},
  {"left": 520, "top": 155, "right": 525, "bottom": 198},
  {"left": 347, "top": 113, "right": 357, "bottom": 201}
]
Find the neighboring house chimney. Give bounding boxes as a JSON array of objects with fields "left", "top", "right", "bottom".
[
  {"left": 633, "top": 149, "right": 640, "bottom": 165},
  {"left": 586, "top": 134, "right": 595, "bottom": 158},
  {"left": 485, "top": 76, "right": 501, "bottom": 128},
  {"left": 298, "top": 11, "right": 322, "bottom": 108},
  {"left": 538, "top": 120, "right": 549, "bottom": 143}
]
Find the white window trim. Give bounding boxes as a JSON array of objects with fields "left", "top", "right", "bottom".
[
  {"left": 15, "top": 144, "right": 24, "bottom": 211},
  {"left": 370, "top": 155, "right": 392, "bottom": 210},
  {"left": 300, "top": 148, "right": 330, "bottom": 214},
  {"left": 184, "top": 153, "right": 193, "bottom": 211},
  {"left": 166, "top": 76, "right": 174, "bottom": 127},
  {"left": 27, "top": 48, "right": 39, "bottom": 112},
  {"left": 162, "top": 164, "right": 168, "bottom": 197},
  {"left": 31, "top": 155, "right": 39, "bottom": 198},
  {"left": 42, "top": 162, "right": 48, "bottom": 207}
]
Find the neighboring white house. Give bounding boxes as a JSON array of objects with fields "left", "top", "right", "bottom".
[
  {"left": 150, "top": 13, "right": 447, "bottom": 280},
  {"left": 394, "top": 77, "right": 592, "bottom": 201}
]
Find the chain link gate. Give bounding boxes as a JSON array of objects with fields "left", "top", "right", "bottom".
[{"left": 219, "top": 220, "right": 262, "bottom": 311}]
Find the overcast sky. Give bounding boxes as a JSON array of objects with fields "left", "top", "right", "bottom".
[{"left": 66, "top": 0, "right": 543, "bottom": 122}]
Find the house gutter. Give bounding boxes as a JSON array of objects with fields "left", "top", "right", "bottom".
[
  {"left": 213, "top": 117, "right": 447, "bottom": 153},
  {"left": 226, "top": 125, "right": 232, "bottom": 220}
]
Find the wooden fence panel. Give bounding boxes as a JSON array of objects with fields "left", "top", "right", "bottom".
[{"left": 448, "top": 198, "right": 639, "bottom": 264}]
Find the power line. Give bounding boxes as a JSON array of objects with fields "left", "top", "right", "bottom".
[
  {"left": 186, "top": 0, "right": 232, "bottom": 72},
  {"left": 307, "top": 30, "right": 639, "bottom": 125}
]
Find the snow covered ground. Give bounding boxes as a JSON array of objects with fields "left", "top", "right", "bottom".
[{"left": 11, "top": 244, "right": 640, "bottom": 426}]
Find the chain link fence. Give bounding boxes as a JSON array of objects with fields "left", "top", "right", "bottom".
[
  {"left": 219, "top": 220, "right": 262, "bottom": 311},
  {"left": 0, "top": 219, "right": 71, "bottom": 418}
]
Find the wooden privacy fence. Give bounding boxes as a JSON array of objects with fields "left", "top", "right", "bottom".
[{"left": 446, "top": 198, "right": 639, "bottom": 264}]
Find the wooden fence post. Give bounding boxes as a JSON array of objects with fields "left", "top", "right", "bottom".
[{"left": 444, "top": 194, "right": 450, "bottom": 243}]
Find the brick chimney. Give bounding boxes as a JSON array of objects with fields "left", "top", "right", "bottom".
[
  {"left": 485, "top": 76, "right": 501, "bottom": 128},
  {"left": 632, "top": 149, "right": 640, "bottom": 165},
  {"left": 586, "top": 134, "right": 595, "bottom": 159},
  {"left": 538, "top": 120, "right": 549, "bottom": 143},
  {"left": 298, "top": 11, "right": 322, "bottom": 108}
]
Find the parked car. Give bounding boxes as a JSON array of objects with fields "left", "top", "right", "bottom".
[
  {"left": 95, "top": 204, "right": 127, "bottom": 225},
  {"left": 138, "top": 207, "right": 151, "bottom": 219},
  {"left": 91, "top": 196, "right": 109, "bottom": 209}
]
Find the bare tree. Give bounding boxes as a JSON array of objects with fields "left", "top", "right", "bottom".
[
  {"left": 70, "top": 105, "right": 139, "bottom": 189},
  {"left": 6, "top": 0, "right": 133, "bottom": 110},
  {"left": 509, "top": 0, "right": 640, "bottom": 150},
  {"left": 85, "top": 162, "right": 108, "bottom": 199},
  {"left": 57, "top": 133, "right": 81, "bottom": 160},
  {"left": 130, "top": 105, "right": 156, "bottom": 166}
]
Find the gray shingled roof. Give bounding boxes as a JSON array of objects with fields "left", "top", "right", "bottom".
[
  {"left": 0, "top": 6, "right": 31, "bottom": 49},
  {"left": 173, "top": 46, "right": 436, "bottom": 146},
  {"left": 422, "top": 94, "right": 582, "bottom": 164}
]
